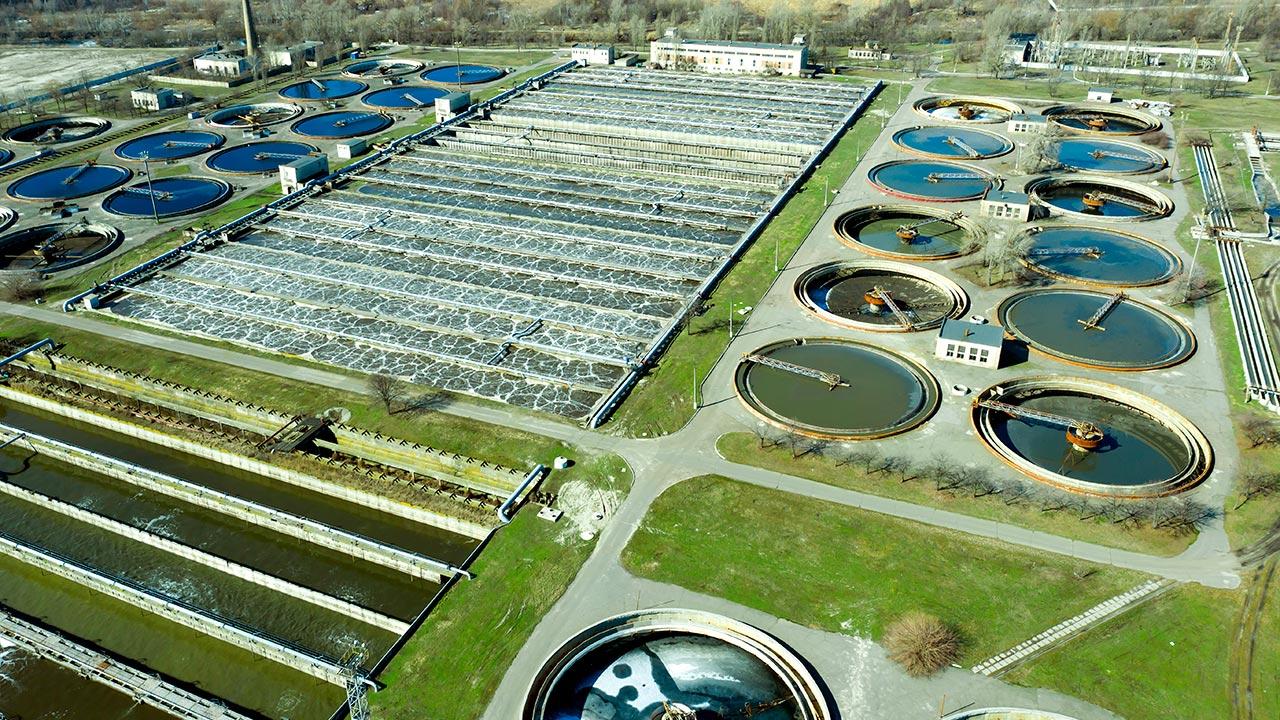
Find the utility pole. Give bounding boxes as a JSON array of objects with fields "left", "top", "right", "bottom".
[
  {"left": 141, "top": 153, "right": 160, "bottom": 224},
  {"left": 692, "top": 367, "right": 699, "bottom": 410}
]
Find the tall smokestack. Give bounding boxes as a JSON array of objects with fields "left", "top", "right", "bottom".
[{"left": 241, "top": 0, "right": 259, "bottom": 58}]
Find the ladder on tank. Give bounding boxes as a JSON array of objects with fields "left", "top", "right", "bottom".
[
  {"left": 976, "top": 398, "right": 1102, "bottom": 441},
  {"left": 1088, "top": 148, "right": 1149, "bottom": 163},
  {"left": 742, "top": 353, "right": 849, "bottom": 390},
  {"left": 162, "top": 139, "right": 215, "bottom": 149},
  {"left": 1083, "top": 191, "right": 1161, "bottom": 215},
  {"left": 946, "top": 135, "right": 981, "bottom": 158},
  {"left": 1026, "top": 246, "right": 1102, "bottom": 258},
  {"left": 61, "top": 161, "right": 95, "bottom": 185},
  {"left": 926, "top": 172, "right": 983, "bottom": 183},
  {"left": 1077, "top": 292, "right": 1126, "bottom": 331},
  {"left": 120, "top": 186, "right": 173, "bottom": 202}
]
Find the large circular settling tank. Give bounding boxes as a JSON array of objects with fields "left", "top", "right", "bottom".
[
  {"left": 205, "top": 103, "right": 302, "bottom": 128},
  {"left": 735, "top": 338, "right": 939, "bottom": 439},
  {"left": 795, "top": 261, "right": 968, "bottom": 332},
  {"left": 204, "top": 141, "right": 318, "bottom": 174},
  {"left": 114, "top": 130, "right": 225, "bottom": 162},
  {"left": 423, "top": 63, "right": 504, "bottom": 84},
  {"left": 1043, "top": 104, "right": 1161, "bottom": 135},
  {"left": 1053, "top": 138, "right": 1165, "bottom": 174},
  {"left": 2, "top": 116, "right": 110, "bottom": 145},
  {"left": 361, "top": 86, "right": 448, "bottom": 109},
  {"left": 279, "top": 78, "right": 367, "bottom": 101},
  {"left": 342, "top": 58, "right": 424, "bottom": 78},
  {"left": 7, "top": 163, "right": 131, "bottom": 201},
  {"left": 102, "top": 177, "right": 232, "bottom": 218},
  {"left": 971, "top": 377, "right": 1212, "bottom": 496},
  {"left": 523, "top": 609, "right": 831, "bottom": 720},
  {"left": 868, "top": 160, "right": 995, "bottom": 202},
  {"left": 836, "top": 205, "right": 978, "bottom": 260},
  {"left": 999, "top": 289, "right": 1194, "bottom": 370},
  {"left": 913, "top": 96, "right": 1023, "bottom": 124},
  {"left": 0, "top": 222, "right": 122, "bottom": 272},
  {"left": 1026, "top": 176, "right": 1172, "bottom": 221},
  {"left": 1019, "top": 225, "right": 1179, "bottom": 286},
  {"left": 290, "top": 110, "right": 393, "bottom": 139},
  {"left": 892, "top": 125, "right": 1013, "bottom": 160}
]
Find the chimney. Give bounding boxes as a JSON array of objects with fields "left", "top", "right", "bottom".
[{"left": 241, "top": 0, "right": 259, "bottom": 58}]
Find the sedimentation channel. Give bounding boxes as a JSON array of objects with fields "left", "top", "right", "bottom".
[{"left": 0, "top": 400, "right": 479, "bottom": 719}]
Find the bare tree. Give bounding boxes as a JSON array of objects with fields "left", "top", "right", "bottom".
[
  {"left": 1234, "top": 472, "right": 1280, "bottom": 509},
  {"left": 1241, "top": 416, "right": 1280, "bottom": 448},
  {"left": 368, "top": 373, "right": 406, "bottom": 413},
  {"left": 884, "top": 612, "right": 961, "bottom": 677},
  {"left": 0, "top": 272, "right": 44, "bottom": 302}
]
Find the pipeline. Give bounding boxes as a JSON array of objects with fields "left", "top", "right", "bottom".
[{"left": 497, "top": 464, "right": 547, "bottom": 524}]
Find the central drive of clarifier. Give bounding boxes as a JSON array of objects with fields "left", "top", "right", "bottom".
[
  {"left": 913, "top": 96, "right": 1023, "bottom": 123},
  {"left": 868, "top": 160, "right": 996, "bottom": 202},
  {"left": 735, "top": 338, "right": 939, "bottom": 440},
  {"left": 204, "top": 141, "right": 318, "bottom": 174},
  {"left": 114, "top": 131, "right": 225, "bottom": 162},
  {"left": 1052, "top": 138, "right": 1166, "bottom": 174},
  {"left": 290, "top": 111, "right": 393, "bottom": 139},
  {"left": 1025, "top": 175, "right": 1173, "bottom": 221},
  {"left": 1043, "top": 104, "right": 1161, "bottom": 135},
  {"left": 795, "top": 260, "right": 968, "bottom": 332},
  {"left": 102, "top": 177, "right": 232, "bottom": 218},
  {"left": 836, "top": 204, "right": 980, "bottom": 260},
  {"left": 971, "top": 377, "right": 1212, "bottom": 496},
  {"left": 998, "top": 289, "right": 1194, "bottom": 370}
]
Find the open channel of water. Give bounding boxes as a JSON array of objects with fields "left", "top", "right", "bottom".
[
  {"left": 0, "top": 642, "right": 176, "bottom": 720},
  {"left": 0, "top": 400, "right": 480, "bottom": 719}
]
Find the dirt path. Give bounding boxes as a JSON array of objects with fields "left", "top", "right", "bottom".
[{"left": 1230, "top": 548, "right": 1277, "bottom": 719}]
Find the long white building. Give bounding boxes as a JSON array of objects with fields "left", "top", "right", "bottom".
[{"left": 650, "top": 31, "right": 808, "bottom": 76}]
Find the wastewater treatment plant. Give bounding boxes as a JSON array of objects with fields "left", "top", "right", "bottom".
[{"left": 0, "top": 7, "right": 1277, "bottom": 720}]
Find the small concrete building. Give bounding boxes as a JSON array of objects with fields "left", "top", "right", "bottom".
[
  {"left": 435, "top": 91, "right": 471, "bottom": 122},
  {"left": 265, "top": 41, "right": 323, "bottom": 70},
  {"left": 335, "top": 138, "right": 367, "bottom": 160},
  {"left": 612, "top": 53, "right": 642, "bottom": 67},
  {"left": 848, "top": 43, "right": 892, "bottom": 62},
  {"left": 279, "top": 154, "right": 328, "bottom": 194},
  {"left": 1007, "top": 113, "right": 1048, "bottom": 134},
  {"left": 650, "top": 29, "right": 808, "bottom": 76},
  {"left": 130, "top": 87, "right": 178, "bottom": 112},
  {"left": 1087, "top": 87, "right": 1115, "bottom": 103},
  {"left": 980, "top": 189, "right": 1034, "bottom": 222},
  {"left": 937, "top": 319, "right": 1004, "bottom": 369},
  {"left": 193, "top": 51, "right": 250, "bottom": 77},
  {"left": 570, "top": 43, "right": 616, "bottom": 66}
]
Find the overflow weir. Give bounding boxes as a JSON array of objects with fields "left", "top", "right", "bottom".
[{"left": 0, "top": 606, "right": 253, "bottom": 720}]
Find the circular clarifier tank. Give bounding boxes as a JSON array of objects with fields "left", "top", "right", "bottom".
[
  {"left": 892, "top": 125, "right": 1013, "bottom": 160},
  {"left": 279, "top": 77, "right": 367, "bottom": 101},
  {"left": 0, "top": 207, "right": 15, "bottom": 233},
  {"left": 999, "top": 289, "right": 1194, "bottom": 370},
  {"left": 836, "top": 204, "right": 979, "bottom": 260},
  {"left": 523, "top": 609, "right": 832, "bottom": 720},
  {"left": 736, "top": 338, "right": 939, "bottom": 440},
  {"left": 114, "top": 130, "right": 226, "bottom": 162},
  {"left": 2, "top": 116, "right": 110, "bottom": 145},
  {"left": 868, "top": 160, "right": 996, "bottom": 202},
  {"left": 361, "top": 85, "right": 448, "bottom": 109},
  {"left": 1026, "top": 175, "right": 1172, "bottom": 221},
  {"left": 1043, "top": 104, "right": 1161, "bottom": 135},
  {"left": 795, "top": 260, "right": 968, "bottom": 332},
  {"left": 1053, "top": 138, "right": 1165, "bottom": 174},
  {"left": 7, "top": 162, "right": 131, "bottom": 201},
  {"left": 342, "top": 58, "right": 424, "bottom": 78},
  {"left": 102, "top": 177, "right": 232, "bottom": 218},
  {"left": 0, "top": 222, "right": 122, "bottom": 273},
  {"left": 423, "top": 63, "right": 504, "bottom": 84},
  {"left": 971, "top": 377, "right": 1212, "bottom": 496},
  {"left": 205, "top": 103, "right": 302, "bottom": 128},
  {"left": 913, "top": 96, "right": 1023, "bottom": 124},
  {"left": 204, "top": 141, "right": 319, "bottom": 174},
  {"left": 1019, "top": 225, "right": 1179, "bottom": 287},
  {"left": 290, "top": 110, "right": 393, "bottom": 139}
]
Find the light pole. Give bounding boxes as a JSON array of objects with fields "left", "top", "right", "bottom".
[
  {"left": 824, "top": 175, "right": 830, "bottom": 208},
  {"left": 728, "top": 301, "right": 751, "bottom": 339},
  {"left": 454, "top": 42, "right": 463, "bottom": 90},
  {"left": 140, "top": 152, "right": 160, "bottom": 224}
]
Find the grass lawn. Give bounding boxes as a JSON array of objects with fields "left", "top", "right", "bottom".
[
  {"left": 716, "top": 433, "right": 1194, "bottom": 556},
  {"left": 1225, "top": 439, "right": 1280, "bottom": 550},
  {"left": 1008, "top": 584, "right": 1240, "bottom": 720},
  {"left": 369, "top": 452, "right": 630, "bottom": 719},
  {"left": 605, "top": 83, "right": 903, "bottom": 438},
  {"left": 926, "top": 75, "right": 1088, "bottom": 103},
  {"left": 621, "top": 475, "right": 1147, "bottom": 665}
]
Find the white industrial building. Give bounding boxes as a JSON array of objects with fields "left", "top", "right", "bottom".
[
  {"left": 570, "top": 43, "right": 616, "bottom": 66},
  {"left": 193, "top": 51, "right": 251, "bottom": 77},
  {"left": 265, "top": 41, "right": 324, "bottom": 70},
  {"left": 1007, "top": 113, "right": 1048, "bottom": 134},
  {"left": 650, "top": 30, "right": 809, "bottom": 76},
  {"left": 130, "top": 87, "right": 179, "bottom": 112},
  {"left": 980, "top": 189, "right": 1034, "bottom": 222},
  {"left": 936, "top": 319, "right": 1004, "bottom": 369},
  {"left": 848, "top": 43, "right": 892, "bottom": 62},
  {"left": 1087, "top": 87, "right": 1115, "bottom": 104},
  {"left": 279, "top": 154, "right": 328, "bottom": 194}
]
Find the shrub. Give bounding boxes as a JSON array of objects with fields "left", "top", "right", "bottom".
[{"left": 883, "top": 612, "right": 961, "bottom": 676}]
